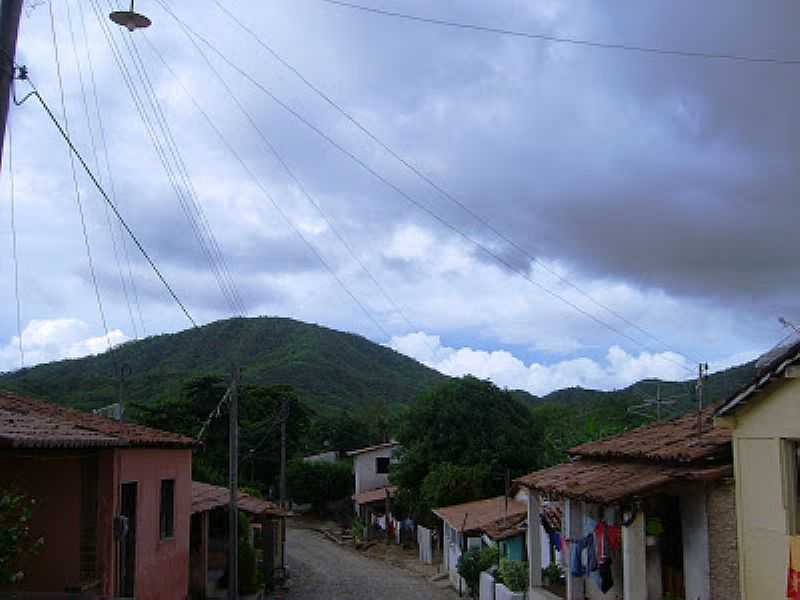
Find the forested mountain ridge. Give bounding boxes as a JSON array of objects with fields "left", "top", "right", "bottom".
[
  {"left": 0, "top": 317, "right": 446, "bottom": 413},
  {"left": 0, "top": 316, "right": 755, "bottom": 418}
]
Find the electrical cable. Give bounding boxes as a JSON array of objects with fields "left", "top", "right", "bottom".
[
  {"left": 307, "top": 0, "right": 800, "bottom": 66},
  {"left": 138, "top": 31, "right": 391, "bottom": 340},
  {"left": 150, "top": 15, "right": 433, "bottom": 346},
  {"left": 15, "top": 74, "right": 198, "bottom": 329},
  {"left": 212, "top": 0, "right": 700, "bottom": 364},
  {"left": 89, "top": 0, "right": 245, "bottom": 319},
  {"left": 75, "top": 0, "right": 144, "bottom": 339},
  {"left": 7, "top": 112, "right": 23, "bottom": 369},
  {"left": 65, "top": 0, "right": 140, "bottom": 341},
  {"left": 155, "top": 5, "right": 694, "bottom": 374},
  {"left": 48, "top": 1, "right": 114, "bottom": 354}
]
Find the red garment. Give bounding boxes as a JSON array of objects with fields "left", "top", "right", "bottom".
[
  {"left": 594, "top": 522, "right": 607, "bottom": 560},
  {"left": 788, "top": 536, "right": 800, "bottom": 600},
  {"left": 607, "top": 525, "right": 621, "bottom": 552}
]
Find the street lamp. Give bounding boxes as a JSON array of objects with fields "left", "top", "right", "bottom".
[{"left": 110, "top": 1, "right": 151, "bottom": 31}]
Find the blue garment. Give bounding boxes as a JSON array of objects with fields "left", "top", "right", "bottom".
[
  {"left": 570, "top": 533, "right": 595, "bottom": 577},
  {"left": 549, "top": 531, "right": 561, "bottom": 553}
]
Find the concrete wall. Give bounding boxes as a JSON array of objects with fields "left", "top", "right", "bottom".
[
  {"left": 353, "top": 446, "right": 394, "bottom": 494},
  {"left": 119, "top": 447, "right": 192, "bottom": 600},
  {"left": 728, "top": 376, "right": 800, "bottom": 600},
  {"left": 480, "top": 571, "right": 496, "bottom": 600},
  {"left": 0, "top": 450, "right": 85, "bottom": 592},
  {"left": 680, "top": 483, "right": 711, "bottom": 600},
  {"left": 707, "top": 479, "right": 740, "bottom": 600}
]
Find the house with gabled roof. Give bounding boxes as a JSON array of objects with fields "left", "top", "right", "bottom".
[
  {"left": 715, "top": 336, "right": 800, "bottom": 599},
  {"left": 516, "top": 408, "right": 739, "bottom": 600},
  {"left": 0, "top": 390, "right": 196, "bottom": 599}
]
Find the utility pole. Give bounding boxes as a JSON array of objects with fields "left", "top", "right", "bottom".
[
  {"left": 228, "top": 367, "right": 240, "bottom": 600},
  {"left": 0, "top": 0, "right": 24, "bottom": 171},
  {"left": 656, "top": 384, "right": 661, "bottom": 421},
  {"left": 279, "top": 393, "right": 287, "bottom": 510},
  {"left": 696, "top": 362, "right": 708, "bottom": 438}
]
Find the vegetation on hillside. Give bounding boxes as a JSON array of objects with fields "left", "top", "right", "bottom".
[
  {"left": 0, "top": 317, "right": 446, "bottom": 414},
  {"left": 391, "top": 376, "right": 540, "bottom": 521}
]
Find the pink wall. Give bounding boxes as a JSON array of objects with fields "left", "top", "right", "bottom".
[
  {"left": 119, "top": 448, "right": 192, "bottom": 600},
  {"left": 0, "top": 451, "right": 83, "bottom": 592}
]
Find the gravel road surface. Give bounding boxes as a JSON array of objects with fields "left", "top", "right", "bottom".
[{"left": 269, "top": 527, "right": 458, "bottom": 600}]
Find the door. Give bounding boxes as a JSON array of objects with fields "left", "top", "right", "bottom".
[{"left": 119, "top": 481, "right": 138, "bottom": 597}]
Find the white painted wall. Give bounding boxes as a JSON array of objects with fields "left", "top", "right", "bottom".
[
  {"left": 352, "top": 446, "right": 395, "bottom": 494},
  {"left": 680, "top": 485, "right": 711, "bottom": 600},
  {"left": 480, "top": 571, "right": 496, "bottom": 600}
]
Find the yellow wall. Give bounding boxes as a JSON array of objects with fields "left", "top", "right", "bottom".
[{"left": 729, "top": 377, "right": 800, "bottom": 599}]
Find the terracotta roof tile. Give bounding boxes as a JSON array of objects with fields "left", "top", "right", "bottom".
[
  {"left": 433, "top": 496, "right": 527, "bottom": 535},
  {"left": 568, "top": 406, "right": 730, "bottom": 463},
  {"left": 0, "top": 390, "right": 196, "bottom": 449},
  {"left": 352, "top": 485, "right": 397, "bottom": 505},
  {"left": 482, "top": 512, "right": 527, "bottom": 541},
  {"left": 345, "top": 441, "right": 397, "bottom": 456},
  {"left": 191, "top": 481, "right": 285, "bottom": 516},
  {"left": 515, "top": 458, "right": 732, "bottom": 505}
]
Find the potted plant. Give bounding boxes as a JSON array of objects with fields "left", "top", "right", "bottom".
[{"left": 645, "top": 516, "right": 664, "bottom": 547}]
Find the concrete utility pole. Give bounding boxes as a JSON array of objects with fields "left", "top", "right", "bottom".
[
  {"left": 696, "top": 362, "right": 708, "bottom": 438},
  {"left": 228, "top": 367, "right": 240, "bottom": 600},
  {"left": 279, "top": 393, "right": 287, "bottom": 509},
  {"left": 0, "top": 0, "right": 23, "bottom": 171}
]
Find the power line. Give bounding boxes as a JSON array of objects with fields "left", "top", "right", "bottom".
[
  {"left": 15, "top": 74, "right": 198, "bottom": 329},
  {"left": 48, "top": 1, "right": 114, "bottom": 354},
  {"left": 160, "top": 6, "right": 431, "bottom": 345},
  {"left": 212, "top": 0, "right": 699, "bottom": 363},
  {"left": 88, "top": 0, "right": 246, "bottom": 319},
  {"left": 74, "top": 0, "right": 143, "bottom": 339},
  {"left": 308, "top": 0, "right": 800, "bottom": 66},
  {"left": 156, "top": 7, "right": 693, "bottom": 374},
  {"left": 139, "top": 27, "right": 391, "bottom": 340},
  {"left": 6, "top": 112, "right": 23, "bottom": 368}
]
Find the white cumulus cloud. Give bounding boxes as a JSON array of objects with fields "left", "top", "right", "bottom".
[
  {"left": 0, "top": 319, "right": 128, "bottom": 373},
  {"left": 389, "top": 331, "right": 691, "bottom": 396}
]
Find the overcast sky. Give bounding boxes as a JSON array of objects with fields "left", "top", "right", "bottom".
[{"left": 1, "top": 0, "right": 798, "bottom": 395}]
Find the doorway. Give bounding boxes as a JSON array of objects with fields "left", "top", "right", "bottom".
[{"left": 119, "top": 481, "right": 138, "bottom": 597}]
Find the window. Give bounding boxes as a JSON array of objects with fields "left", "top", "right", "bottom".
[
  {"left": 160, "top": 479, "right": 175, "bottom": 539},
  {"left": 375, "top": 456, "right": 390, "bottom": 474}
]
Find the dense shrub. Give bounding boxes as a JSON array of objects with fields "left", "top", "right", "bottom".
[
  {"left": 497, "top": 559, "right": 528, "bottom": 592},
  {"left": 457, "top": 545, "right": 499, "bottom": 597},
  {"left": 286, "top": 459, "right": 353, "bottom": 512}
]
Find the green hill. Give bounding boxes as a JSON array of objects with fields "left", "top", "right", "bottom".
[
  {"left": 0, "top": 315, "right": 755, "bottom": 421},
  {"left": 0, "top": 316, "right": 447, "bottom": 413}
]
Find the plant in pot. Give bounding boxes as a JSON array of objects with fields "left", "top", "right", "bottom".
[
  {"left": 542, "top": 562, "right": 563, "bottom": 587},
  {"left": 645, "top": 516, "right": 664, "bottom": 547}
]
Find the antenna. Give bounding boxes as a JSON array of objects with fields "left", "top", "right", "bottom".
[
  {"left": 779, "top": 317, "right": 800, "bottom": 336},
  {"left": 696, "top": 362, "right": 709, "bottom": 438},
  {"left": 110, "top": 0, "right": 152, "bottom": 31}
]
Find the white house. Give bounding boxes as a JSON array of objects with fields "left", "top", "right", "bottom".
[{"left": 347, "top": 441, "right": 398, "bottom": 517}]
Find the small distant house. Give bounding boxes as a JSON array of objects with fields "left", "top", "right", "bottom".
[
  {"left": 190, "top": 481, "right": 287, "bottom": 599},
  {"left": 348, "top": 441, "right": 397, "bottom": 495},
  {"left": 516, "top": 408, "right": 739, "bottom": 600},
  {"left": 433, "top": 495, "right": 528, "bottom": 592},
  {"left": 715, "top": 338, "right": 800, "bottom": 599},
  {"left": 0, "top": 390, "right": 196, "bottom": 599}
]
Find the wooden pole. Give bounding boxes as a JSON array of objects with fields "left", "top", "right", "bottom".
[
  {"left": 228, "top": 367, "right": 240, "bottom": 600},
  {"left": 0, "top": 0, "right": 23, "bottom": 173}
]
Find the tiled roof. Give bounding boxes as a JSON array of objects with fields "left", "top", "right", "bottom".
[
  {"left": 717, "top": 338, "right": 800, "bottom": 416},
  {"left": 345, "top": 441, "right": 397, "bottom": 456},
  {"left": 0, "top": 391, "right": 196, "bottom": 449},
  {"left": 433, "top": 496, "right": 527, "bottom": 535},
  {"left": 515, "top": 458, "right": 732, "bottom": 505},
  {"left": 352, "top": 485, "right": 397, "bottom": 505},
  {"left": 481, "top": 512, "right": 527, "bottom": 541},
  {"left": 568, "top": 406, "right": 730, "bottom": 463},
  {"left": 191, "top": 481, "right": 285, "bottom": 516}
]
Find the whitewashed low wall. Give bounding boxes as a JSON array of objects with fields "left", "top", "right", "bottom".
[
  {"left": 480, "top": 571, "right": 496, "bottom": 600},
  {"left": 418, "top": 526, "right": 433, "bottom": 564},
  {"left": 495, "top": 582, "right": 526, "bottom": 600}
]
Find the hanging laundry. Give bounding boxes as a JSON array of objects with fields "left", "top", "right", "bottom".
[
  {"left": 607, "top": 525, "right": 622, "bottom": 552},
  {"left": 549, "top": 531, "right": 561, "bottom": 553},
  {"left": 570, "top": 533, "right": 595, "bottom": 577},
  {"left": 597, "top": 556, "right": 614, "bottom": 593},
  {"left": 788, "top": 535, "right": 800, "bottom": 600}
]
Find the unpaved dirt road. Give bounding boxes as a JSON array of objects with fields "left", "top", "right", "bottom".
[{"left": 269, "top": 526, "right": 458, "bottom": 600}]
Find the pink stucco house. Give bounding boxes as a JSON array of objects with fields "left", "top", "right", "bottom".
[{"left": 0, "top": 390, "right": 196, "bottom": 599}]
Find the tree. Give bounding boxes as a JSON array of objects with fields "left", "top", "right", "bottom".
[
  {"left": 0, "top": 488, "right": 43, "bottom": 585},
  {"left": 286, "top": 459, "right": 353, "bottom": 512},
  {"left": 133, "top": 376, "right": 310, "bottom": 492},
  {"left": 391, "top": 376, "right": 539, "bottom": 519}
]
